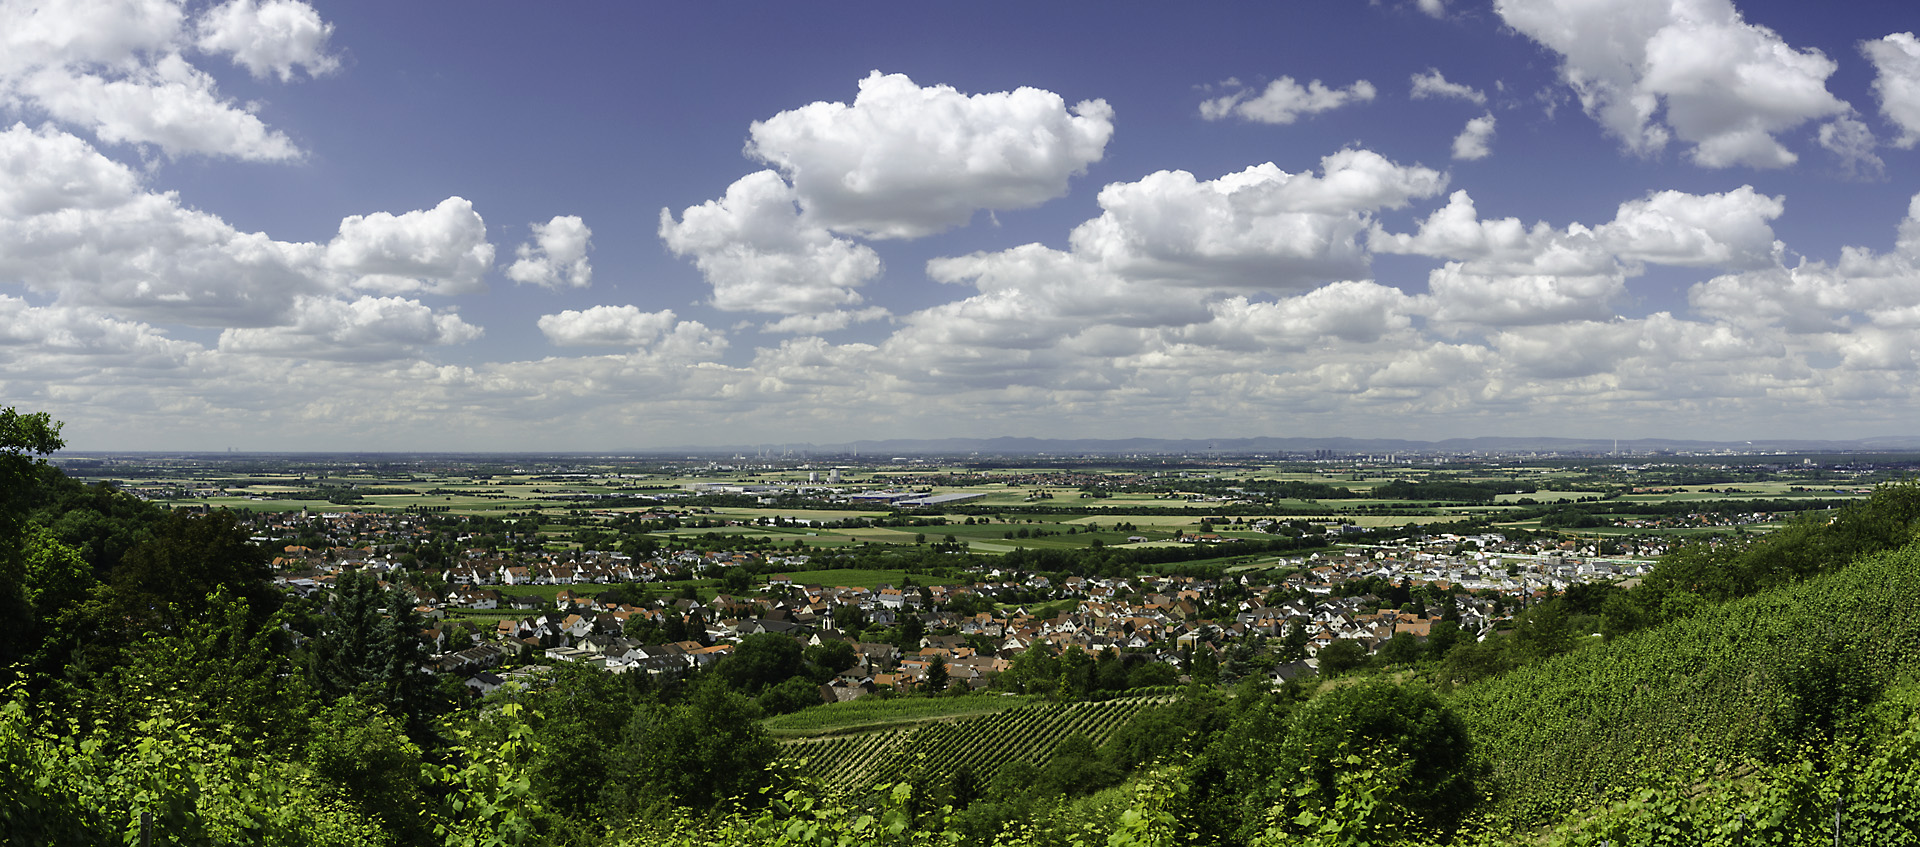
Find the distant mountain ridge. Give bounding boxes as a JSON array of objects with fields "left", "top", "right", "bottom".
[
  {"left": 59, "top": 435, "right": 1920, "bottom": 459},
  {"left": 669, "top": 434, "right": 1920, "bottom": 456}
]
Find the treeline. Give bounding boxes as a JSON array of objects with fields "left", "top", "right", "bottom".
[
  {"left": 1528, "top": 496, "right": 1848, "bottom": 528},
  {"left": 1371, "top": 480, "right": 1537, "bottom": 504}
]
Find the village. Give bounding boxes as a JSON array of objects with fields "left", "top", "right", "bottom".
[{"left": 247, "top": 506, "right": 1668, "bottom": 703}]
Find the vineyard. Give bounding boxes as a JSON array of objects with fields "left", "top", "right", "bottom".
[
  {"left": 762, "top": 694, "right": 1038, "bottom": 737},
  {"left": 1449, "top": 540, "right": 1920, "bottom": 827},
  {"left": 780, "top": 695, "right": 1170, "bottom": 794}
]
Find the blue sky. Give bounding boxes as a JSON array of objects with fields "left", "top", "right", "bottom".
[{"left": 4, "top": 0, "right": 1920, "bottom": 450}]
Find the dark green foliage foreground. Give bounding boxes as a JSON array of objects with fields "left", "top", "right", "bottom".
[{"left": 3, "top": 406, "right": 1920, "bottom": 845}]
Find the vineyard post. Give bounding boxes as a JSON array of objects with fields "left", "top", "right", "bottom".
[
  {"left": 140, "top": 810, "right": 151, "bottom": 847},
  {"left": 1832, "top": 796, "right": 1841, "bottom": 847}
]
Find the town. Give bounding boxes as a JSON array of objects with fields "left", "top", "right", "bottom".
[{"left": 243, "top": 503, "right": 1657, "bottom": 700}]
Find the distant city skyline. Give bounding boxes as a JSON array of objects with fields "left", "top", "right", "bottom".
[{"left": 5, "top": 0, "right": 1920, "bottom": 450}]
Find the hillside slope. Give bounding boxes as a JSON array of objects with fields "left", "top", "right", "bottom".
[{"left": 1452, "top": 539, "right": 1920, "bottom": 827}]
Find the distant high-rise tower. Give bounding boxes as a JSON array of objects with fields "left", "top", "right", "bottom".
[{"left": 828, "top": 468, "right": 841, "bottom": 484}]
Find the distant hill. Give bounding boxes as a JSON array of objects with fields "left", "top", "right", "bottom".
[
  {"left": 652, "top": 434, "right": 1920, "bottom": 457},
  {"left": 56, "top": 433, "right": 1920, "bottom": 460}
]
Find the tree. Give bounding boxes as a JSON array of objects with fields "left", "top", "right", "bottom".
[
  {"left": 757, "top": 675, "right": 824, "bottom": 715},
  {"left": 20, "top": 529, "right": 92, "bottom": 634},
  {"left": 0, "top": 408, "right": 62, "bottom": 527},
  {"left": 1126, "top": 661, "right": 1178, "bottom": 689},
  {"left": 0, "top": 409, "right": 66, "bottom": 671},
  {"left": 1191, "top": 647, "right": 1221, "bottom": 687},
  {"left": 1317, "top": 639, "right": 1369, "bottom": 676},
  {"left": 1102, "top": 688, "right": 1230, "bottom": 771},
  {"left": 306, "top": 694, "right": 433, "bottom": 844},
  {"left": 1036, "top": 732, "right": 1122, "bottom": 799},
  {"left": 111, "top": 509, "right": 277, "bottom": 632},
  {"left": 804, "top": 639, "right": 858, "bottom": 675},
  {"left": 1274, "top": 680, "right": 1479, "bottom": 838},
  {"left": 1059, "top": 645, "right": 1094, "bottom": 698},
  {"left": 897, "top": 614, "right": 925, "bottom": 651},
  {"left": 710, "top": 632, "right": 803, "bottom": 694},
  {"left": 1441, "top": 637, "right": 1513, "bottom": 686},
  {"left": 1514, "top": 599, "right": 1573, "bottom": 662},
  {"left": 511, "top": 662, "right": 638, "bottom": 823},
  {"left": 614, "top": 682, "right": 779, "bottom": 810},
  {"left": 1599, "top": 589, "right": 1651, "bottom": 640},
  {"left": 1276, "top": 621, "right": 1312, "bottom": 663},
  {"left": 925, "top": 653, "right": 949, "bottom": 693},
  {"left": 1002, "top": 645, "right": 1060, "bottom": 695},
  {"left": 308, "top": 570, "right": 444, "bottom": 743},
  {"left": 116, "top": 586, "right": 307, "bottom": 748},
  {"left": 1425, "top": 619, "right": 1462, "bottom": 658},
  {"left": 1377, "top": 632, "right": 1424, "bottom": 667},
  {"left": 623, "top": 614, "right": 663, "bottom": 644}
]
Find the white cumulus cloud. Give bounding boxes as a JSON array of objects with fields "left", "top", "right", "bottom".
[
  {"left": 0, "top": 126, "right": 510, "bottom": 335},
  {"left": 506, "top": 215, "right": 592, "bottom": 289},
  {"left": 1377, "top": 185, "right": 1782, "bottom": 271},
  {"left": 1200, "top": 77, "right": 1377, "bottom": 124},
  {"left": 761, "top": 307, "right": 890, "bottom": 335},
  {"left": 218, "top": 295, "right": 481, "bottom": 360},
  {"left": 660, "top": 170, "right": 882, "bottom": 315},
  {"left": 744, "top": 71, "right": 1113, "bottom": 240},
  {"left": 0, "top": 0, "right": 329, "bottom": 161},
  {"left": 537, "top": 305, "right": 681, "bottom": 347},
  {"left": 1453, "top": 113, "right": 1496, "bottom": 160},
  {"left": 0, "top": 123, "right": 320, "bottom": 326},
  {"left": 1411, "top": 69, "right": 1486, "bottom": 105},
  {"left": 1424, "top": 262, "right": 1626, "bottom": 326},
  {"left": 1817, "top": 117, "right": 1885, "bottom": 180},
  {"left": 1377, "top": 185, "right": 1783, "bottom": 328},
  {"left": 1597, "top": 186, "right": 1783, "bottom": 269},
  {"left": 1863, "top": 33, "right": 1920, "bottom": 148},
  {"left": 1183, "top": 283, "right": 1419, "bottom": 351},
  {"left": 193, "top": 0, "right": 338, "bottom": 82},
  {"left": 325, "top": 197, "right": 495, "bottom": 296},
  {"left": 1071, "top": 150, "right": 1447, "bottom": 290},
  {"left": 19, "top": 54, "right": 302, "bottom": 161},
  {"left": 1689, "top": 192, "right": 1920, "bottom": 334},
  {"left": 0, "top": 295, "right": 195, "bottom": 366},
  {"left": 1496, "top": 0, "right": 1848, "bottom": 168}
]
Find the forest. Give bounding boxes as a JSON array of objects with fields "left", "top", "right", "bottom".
[{"left": 3, "top": 406, "right": 1919, "bottom": 846}]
